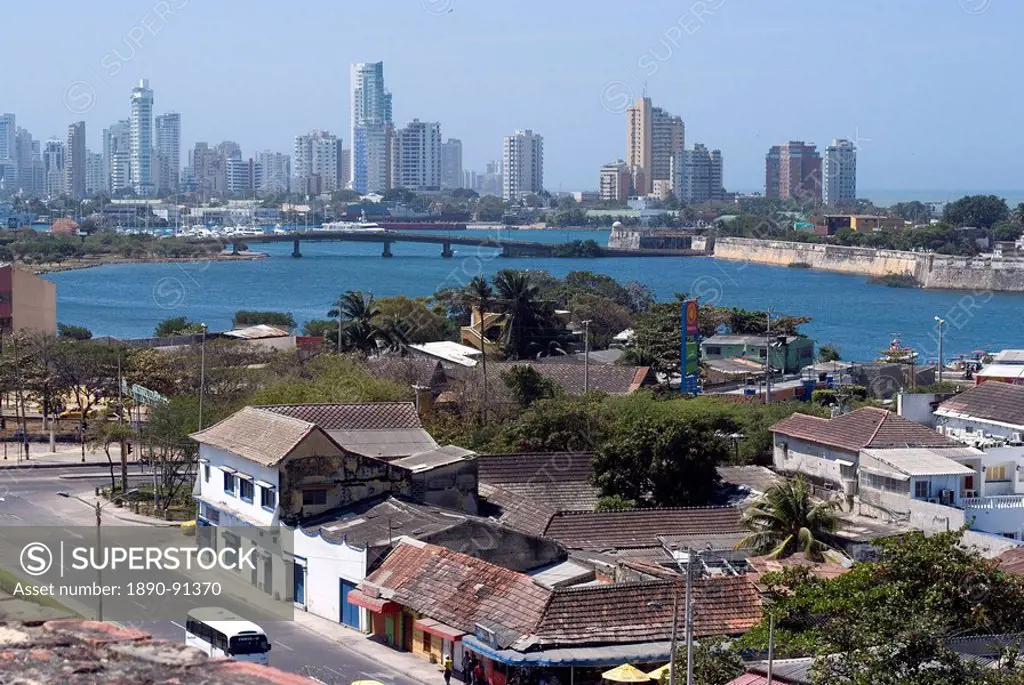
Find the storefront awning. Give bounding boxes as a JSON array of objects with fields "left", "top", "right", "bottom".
[
  {"left": 462, "top": 635, "right": 672, "bottom": 668},
  {"left": 347, "top": 589, "right": 399, "bottom": 613},
  {"left": 415, "top": 618, "right": 466, "bottom": 642}
]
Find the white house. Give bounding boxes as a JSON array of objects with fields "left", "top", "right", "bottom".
[
  {"left": 935, "top": 381, "right": 1024, "bottom": 447},
  {"left": 190, "top": 402, "right": 527, "bottom": 632}
]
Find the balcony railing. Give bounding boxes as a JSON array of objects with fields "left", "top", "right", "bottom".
[{"left": 962, "top": 495, "right": 1024, "bottom": 510}]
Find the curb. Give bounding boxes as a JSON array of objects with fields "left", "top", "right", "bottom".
[
  {"left": 66, "top": 491, "right": 186, "bottom": 528},
  {"left": 0, "top": 460, "right": 140, "bottom": 471}
]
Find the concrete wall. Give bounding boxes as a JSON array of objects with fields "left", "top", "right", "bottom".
[
  {"left": 856, "top": 492, "right": 966, "bottom": 533},
  {"left": 4, "top": 266, "right": 57, "bottom": 334},
  {"left": 897, "top": 393, "right": 942, "bottom": 428},
  {"left": 714, "top": 237, "right": 1024, "bottom": 292},
  {"left": 773, "top": 435, "right": 858, "bottom": 489},
  {"left": 293, "top": 529, "right": 367, "bottom": 629},
  {"left": 197, "top": 444, "right": 280, "bottom": 527},
  {"left": 412, "top": 460, "right": 479, "bottom": 514},
  {"left": 939, "top": 415, "right": 1024, "bottom": 446}
]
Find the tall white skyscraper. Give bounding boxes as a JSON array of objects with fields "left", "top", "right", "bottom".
[
  {"left": 392, "top": 120, "right": 442, "bottom": 191},
  {"left": 823, "top": 138, "right": 857, "bottom": 206},
  {"left": 0, "top": 114, "right": 17, "bottom": 194},
  {"left": 42, "top": 139, "right": 65, "bottom": 199},
  {"left": 256, "top": 151, "right": 291, "bottom": 195},
  {"left": 502, "top": 130, "right": 544, "bottom": 200},
  {"left": 350, "top": 61, "right": 393, "bottom": 193},
  {"left": 155, "top": 112, "right": 181, "bottom": 194},
  {"left": 440, "top": 138, "right": 463, "bottom": 189},
  {"left": 293, "top": 131, "right": 343, "bottom": 194},
  {"left": 129, "top": 79, "right": 154, "bottom": 195}
]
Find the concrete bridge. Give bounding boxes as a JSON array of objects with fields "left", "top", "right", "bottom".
[{"left": 216, "top": 230, "right": 704, "bottom": 259}]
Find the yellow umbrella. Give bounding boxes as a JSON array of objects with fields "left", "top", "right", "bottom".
[
  {"left": 602, "top": 664, "right": 652, "bottom": 683},
  {"left": 646, "top": 664, "right": 671, "bottom": 682}
]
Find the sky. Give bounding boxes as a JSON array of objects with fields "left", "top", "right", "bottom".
[{"left": 3, "top": 0, "right": 1021, "bottom": 195}]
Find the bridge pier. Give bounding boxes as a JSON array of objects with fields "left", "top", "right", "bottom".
[
  {"left": 501, "top": 244, "right": 511, "bottom": 258},
  {"left": 382, "top": 241, "right": 393, "bottom": 258},
  {"left": 441, "top": 242, "right": 454, "bottom": 258},
  {"left": 291, "top": 238, "right": 302, "bottom": 258},
  {"left": 231, "top": 241, "right": 239, "bottom": 255}
]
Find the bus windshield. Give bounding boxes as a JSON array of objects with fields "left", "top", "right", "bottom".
[{"left": 230, "top": 633, "right": 270, "bottom": 655}]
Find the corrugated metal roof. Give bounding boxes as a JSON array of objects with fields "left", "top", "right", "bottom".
[
  {"left": 390, "top": 445, "right": 476, "bottom": 473},
  {"left": 862, "top": 447, "right": 977, "bottom": 477},
  {"left": 222, "top": 324, "right": 290, "bottom": 339}
]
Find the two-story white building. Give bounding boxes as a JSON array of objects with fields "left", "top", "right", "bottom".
[{"left": 935, "top": 381, "right": 1024, "bottom": 447}]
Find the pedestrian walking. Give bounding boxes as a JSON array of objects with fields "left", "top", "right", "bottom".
[{"left": 443, "top": 654, "right": 453, "bottom": 685}]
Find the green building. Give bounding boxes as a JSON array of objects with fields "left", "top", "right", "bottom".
[{"left": 701, "top": 334, "right": 814, "bottom": 374}]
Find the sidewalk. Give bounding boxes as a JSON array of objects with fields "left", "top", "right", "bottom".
[
  {"left": 292, "top": 610, "right": 447, "bottom": 685},
  {"left": 0, "top": 443, "right": 127, "bottom": 469},
  {"left": 68, "top": 489, "right": 184, "bottom": 527}
]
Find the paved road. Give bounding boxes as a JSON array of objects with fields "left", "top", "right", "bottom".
[{"left": 0, "top": 467, "right": 421, "bottom": 685}]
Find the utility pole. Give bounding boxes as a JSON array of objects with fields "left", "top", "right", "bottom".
[
  {"left": 684, "top": 547, "right": 694, "bottom": 685},
  {"left": 582, "top": 320, "right": 592, "bottom": 393},
  {"left": 764, "top": 309, "right": 773, "bottom": 405},
  {"left": 934, "top": 316, "right": 945, "bottom": 384},
  {"left": 117, "top": 351, "right": 128, "bottom": 495},
  {"left": 337, "top": 294, "right": 343, "bottom": 353},
  {"left": 766, "top": 612, "right": 776, "bottom": 684},
  {"left": 668, "top": 582, "right": 679, "bottom": 685},
  {"left": 198, "top": 324, "right": 207, "bottom": 431}
]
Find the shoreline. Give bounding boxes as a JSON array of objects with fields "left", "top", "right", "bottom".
[{"left": 30, "top": 252, "right": 268, "bottom": 274}]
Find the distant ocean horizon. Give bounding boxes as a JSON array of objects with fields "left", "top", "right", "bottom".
[{"left": 730, "top": 189, "right": 1024, "bottom": 207}]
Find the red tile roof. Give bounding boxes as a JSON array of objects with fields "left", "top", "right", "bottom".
[
  {"left": 477, "top": 453, "right": 601, "bottom": 517},
  {"left": 360, "top": 541, "right": 551, "bottom": 640},
  {"left": 997, "top": 547, "right": 1024, "bottom": 575},
  {"left": 771, "top": 407, "right": 957, "bottom": 452},
  {"left": 938, "top": 381, "right": 1024, "bottom": 427},
  {"left": 543, "top": 507, "right": 745, "bottom": 549},
  {"left": 0, "top": 619, "right": 311, "bottom": 684},
  {"left": 533, "top": 576, "right": 761, "bottom": 647}
]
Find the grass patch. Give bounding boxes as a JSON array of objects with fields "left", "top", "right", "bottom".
[{"left": 0, "top": 566, "right": 79, "bottom": 615}]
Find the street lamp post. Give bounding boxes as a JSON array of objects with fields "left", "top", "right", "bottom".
[
  {"left": 934, "top": 316, "right": 945, "bottom": 384},
  {"left": 582, "top": 320, "right": 592, "bottom": 393},
  {"left": 57, "top": 489, "right": 138, "bottom": 621}
]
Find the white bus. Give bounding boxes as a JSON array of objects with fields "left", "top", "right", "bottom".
[{"left": 184, "top": 607, "right": 271, "bottom": 665}]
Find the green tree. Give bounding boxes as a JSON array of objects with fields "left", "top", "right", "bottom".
[
  {"left": 463, "top": 275, "right": 495, "bottom": 419},
  {"left": 372, "top": 295, "right": 447, "bottom": 344},
  {"left": 154, "top": 316, "right": 204, "bottom": 338},
  {"left": 328, "top": 290, "right": 393, "bottom": 354},
  {"left": 942, "top": 194, "right": 1009, "bottom": 229},
  {"left": 669, "top": 636, "right": 744, "bottom": 685},
  {"left": 475, "top": 195, "right": 507, "bottom": 222},
  {"left": 818, "top": 344, "right": 841, "bottom": 362},
  {"left": 501, "top": 364, "right": 560, "bottom": 408},
  {"left": 890, "top": 201, "right": 932, "bottom": 224},
  {"left": 57, "top": 323, "right": 93, "bottom": 341},
  {"left": 631, "top": 301, "right": 683, "bottom": 375},
  {"left": 231, "top": 310, "right": 296, "bottom": 329},
  {"left": 738, "top": 476, "right": 841, "bottom": 560},
  {"left": 593, "top": 416, "right": 727, "bottom": 506},
  {"left": 493, "top": 270, "right": 559, "bottom": 359}
]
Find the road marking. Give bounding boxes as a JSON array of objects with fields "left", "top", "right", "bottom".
[
  {"left": 170, "top": 621, "right": 184, "bottom": 630},
  {"left": 275, "top": 641, "right": 294, "bottom": 652},
  {"left": 62, "top": 528, "right": 85, "bottom": 540},
  {"left": 132, "top": 600, "right": 147, "bottom": 609}
]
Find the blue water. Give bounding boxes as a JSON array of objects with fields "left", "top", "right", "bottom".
[{"left": 46, "top": 228, "right": 1024, "bottom": 363}]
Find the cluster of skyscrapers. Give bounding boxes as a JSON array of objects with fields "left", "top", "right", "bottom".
[
  {"left": 764, "top": 138, "right": 856, "bottom": 205},
  {"left": 599, "top": 96, "right": 725, "bottom": 206}
]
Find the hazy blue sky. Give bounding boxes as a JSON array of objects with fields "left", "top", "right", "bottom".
[{"left": 3, "top": 0, "right": 1019, "bottom": 194}]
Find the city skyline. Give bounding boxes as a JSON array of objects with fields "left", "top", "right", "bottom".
[{"left": 0, "top": 1, "right": 1020, "bottom": 194}]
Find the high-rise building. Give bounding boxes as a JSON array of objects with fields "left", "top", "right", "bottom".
[
  {"left": 65, "top": 121, "right": 87, "bottom": 199},
  {"left": 226, "top": 158, "right": 262, "bottom": 197},
  {"left": 102, "top": 120, "right": 130, "bottom": 193},
  {"left": 440, "top": 138, "right": 463, "bottom": 189},
  {"left": 823, "top": 138, "right": 857, "bottom": 206},
  {"left": 85, "top": 151, "right": 105, "bottom": 195},
  {"left": 672, "top": 144, "right": 724, "bottom": 205},
  {"left": 155, "top": 112, "right": 181, "bottom": 194},
  {"left": 14, "top": 129, "right": 43, "bottom": 197},
  {"left": 129, "top": 79, "right": 154, "bottom": 195},
  {"left": 293, "top": 131, "right": 343, "bottom": 194},
  {"left": 340, "top": 148, "right": 351, "bottom": 190},
  {"left": 599, "top": 160, "right": 632, "bottom": 202},
  {"left": 478, "top": 160, "right": 503, "bottom": 196},
  {"left": 350, "top": 61, "right": 393, "bottom": 193},
  {"left": 42, "top": 139, "right": 65, "bottom": 199},
  {"left": 502, "top": 130, "right": 543, "bottom": 201},
  {"left": 256, "top": 151, "right": 290, "bottom": 195},
  {"left": 392, "top": 120, "right": 442, "bottom": 191},
  {"left": 0, "top": 114, "right": 16, "bottom": 193},
  {"left": 626, "top": 97, "right": 684, "bottom": 195},
  {"left": 765, "top": 141, "right": 821, "bottom": 203},
  {"left": 187, "top": 142, "right": 217, "bottom": 196}
]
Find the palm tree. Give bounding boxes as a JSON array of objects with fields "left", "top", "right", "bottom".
[
  {"left": 464, "top": 276, "right": 493, "bottom": 420},
  {"left": 737, "top": 476, "right": 841, "bottom": 560},
  {"left": 492, "top": 270, "right": 546, "bottom": 359},
  {"left": 328, "top": 290, "right": 387, "bottom": 355}
]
